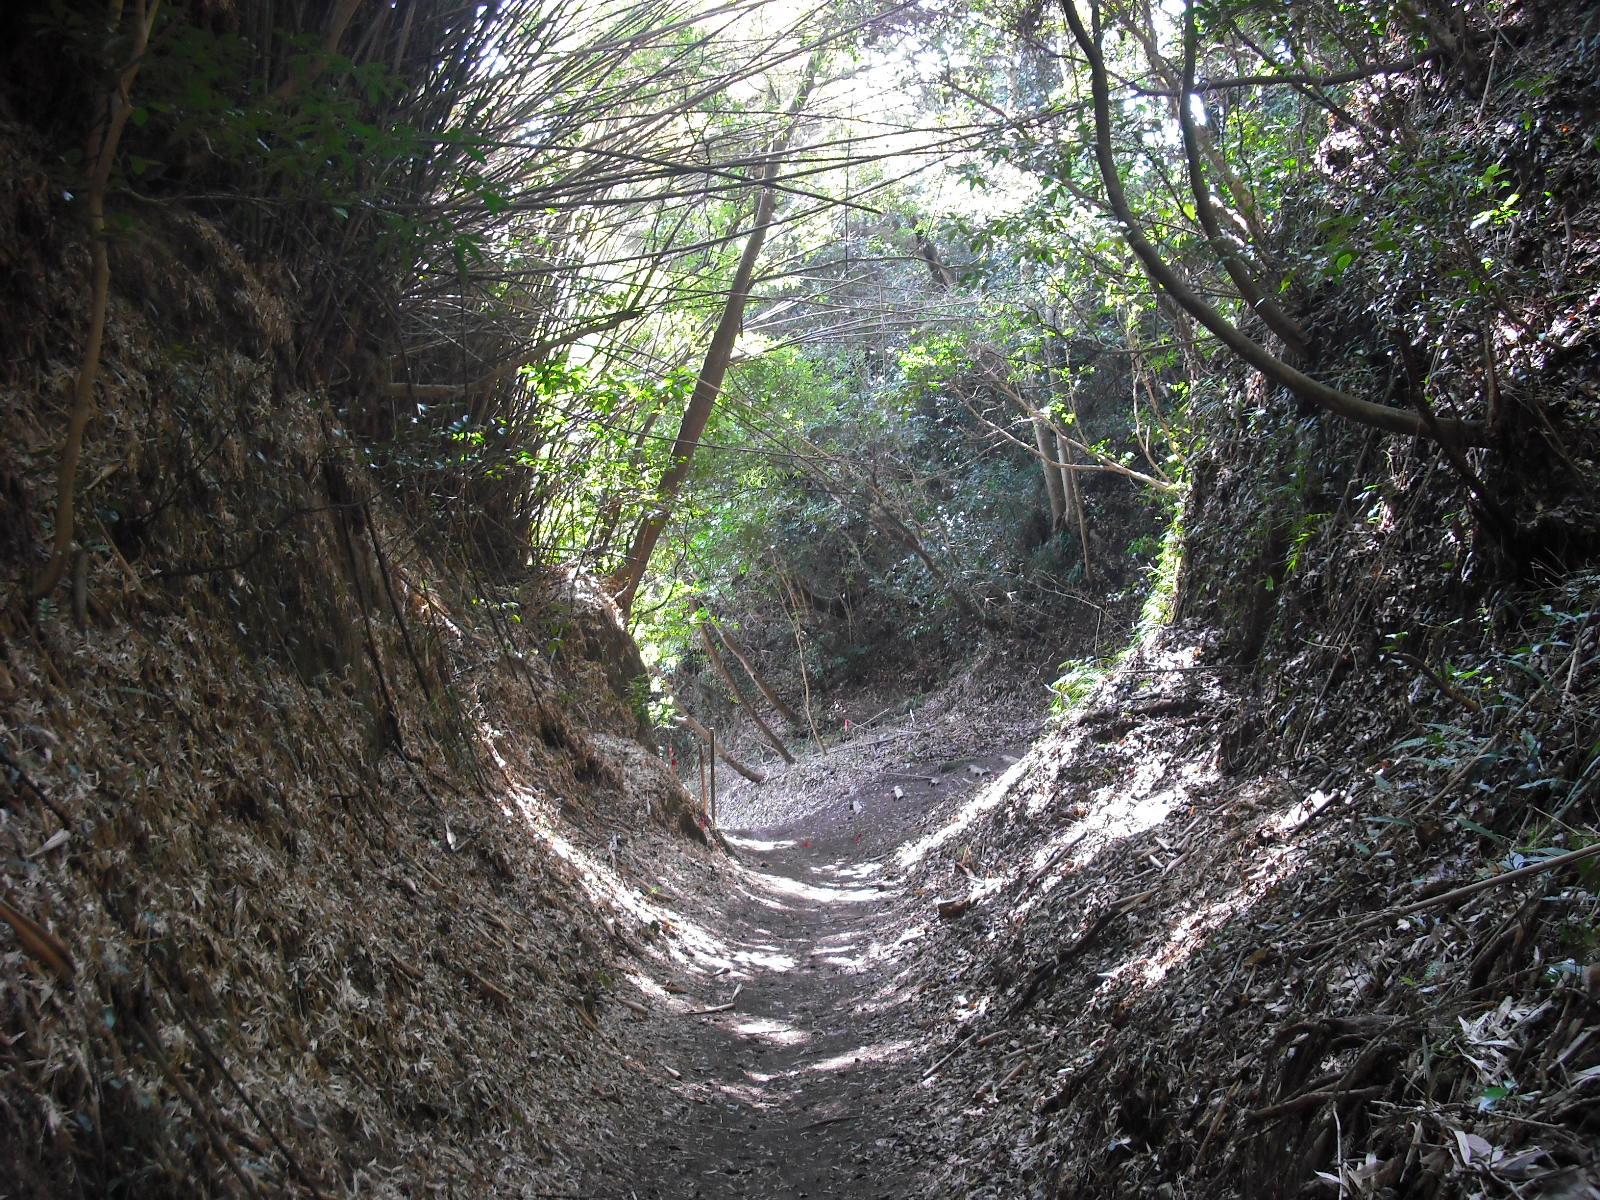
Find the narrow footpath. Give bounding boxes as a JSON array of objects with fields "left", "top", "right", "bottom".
[
  {"left": 582, "top": 636, "right": 1600, "bottom": 1200},
  {"left": 613, "top": 699, "right": 1042, "bottom": 1199}
]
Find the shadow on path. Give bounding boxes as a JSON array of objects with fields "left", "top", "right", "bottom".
[
  {"left": 630, "top": 818, "right": 926, "bottom": 1200},
  {"left": 605, "top": 706, "right": 1039, "bottom": 1200}
]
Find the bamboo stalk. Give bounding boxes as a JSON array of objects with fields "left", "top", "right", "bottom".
[{"left": 32, "top": 0, "right": 161, "bottom": 604}]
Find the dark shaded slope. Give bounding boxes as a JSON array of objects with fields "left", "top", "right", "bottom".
[{"left": 0, "top": 103, "right": 705, "bottom": 1196}]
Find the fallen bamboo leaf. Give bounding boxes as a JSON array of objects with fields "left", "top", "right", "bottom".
[
  {"left": 27, "top": 829, "right": 70, "bottom": 858},
  {"left": 1451, "top": 1128, "right": 1495, "bottom": 1167},
  {"left": 1495, "top": 1146, "right": 1552, "bottom": 1180},
  {"left": 0, "top": 896, "right": 76, "bottom": 983}
]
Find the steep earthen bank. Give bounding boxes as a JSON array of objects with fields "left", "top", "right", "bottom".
[
  {"left": 3, "top": 1, "right": 1599, "bottom": 1197},
  {"left": 0, "top": 105, "right": 714, "bottom": 1195},
  {"left": 873, "top": 8, "right": 1600, "bottom": 1192}
]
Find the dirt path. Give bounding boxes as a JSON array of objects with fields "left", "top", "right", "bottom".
[
  {"left": 631, "top": 827, "right": 919, "bottom": 1198},
  {"left": 609, "top": 702, "right": 1042, "bottom": 1199},
  {"left": 584, "top": 635, "right": 1600, "bottom": 1200}
]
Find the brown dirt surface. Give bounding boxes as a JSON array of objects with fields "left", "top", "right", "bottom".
[
  {"left": 581, "top": 664, "right": 1047, "bottom": 1198},
  {"left": 589, "top": 623, "right": 1599, "bottom": 1200}
]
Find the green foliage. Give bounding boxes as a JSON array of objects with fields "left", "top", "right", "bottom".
[
  {"left": 1369, "top": 574, "right": 1600, "bottom": 863},
  {"left": 1050, "top": 657, "right": 1106, "bottom": 712},
  {"left": 54, "top": 0, "right": 1574, "bottom": 709},
  {"left": 1283, "top": 511, "right": 1329, "bottom": 581},
  {"left": 70, "top": 9, "right": 476, "bottom": 273},
  {"left": 1137, "top": 511, "right": 1185, "bottom": 635}
]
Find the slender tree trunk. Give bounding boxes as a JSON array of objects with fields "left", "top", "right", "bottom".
[
  {"left": 659, "top": 676, "right": 765, "bottom": 783},
  {"left": 611, "top": 67, "right": 819, "bottom": 617},
  {"left": 1059, "top": 0, "right": 1487, "bottom": 447},
  {"left": 774, "top": 565, "right": 825, "bottom": 751},
  {"left": 711, "top": 618, "right": 803, "bottom": 726},
  {"left": 864, "top": 487, "right": 1001, "bottom": 629},
  {"left": 914, "top": 227, "right": 957, "bottom": 291},
  {"left": 698, "top": 623, "right": 795, "bottom": 763},
  {"left": 1034, "top": 417, "right": 1067, "bottom": 529},
  {"left": 1054, "top": 431, "right": 1078, "bottom": 526},
  {"left": 33, "top": 0, "right": 161, "bottom": 604},
  {"left": 1057, "top": 430, "right": 1093, "bottom": 581},
  {"left": 674, "top": 711, "right": 764, "bottom": 783},
  {"left": 1172, "top": 4, "right": 1306, "bottom": 356}
]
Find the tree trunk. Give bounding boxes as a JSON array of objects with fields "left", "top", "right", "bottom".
[
  {"left": 1034, "top": 416, "right": 1067, "bottom": 529},
  {"left": 610, "top": 67, "right": 819, "bottom": 617},
  {"left": 673, "top": 712, "right": 764, "bottom": 784},
  {"left": 773, "top": 565, "right": 825, "bottom": 751},
  {"left": 1057, "top": 430, "right": 1093, "bottom": 581},
  {"left": 864, "top": 487, "right": 1001, "bottom": 630},
  {"left": 33, "top": 0, "right": 161, "bottom": 604},
  {"left": 914, "top": 227, "right": 958, "bottom": 291},
  {"left": 659, "top": 675, "right": 765, "bottom": 782},
  {"left": 698, "top": 623, "right": 795, "bottom": 764},
  {"left": 1059, "top": 0, "right": 1487, "bottom": 447},
  {"left": 711, "top": 618, "right": 803, "bottom": 727}
]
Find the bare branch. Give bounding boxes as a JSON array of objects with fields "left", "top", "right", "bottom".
[{"left": 1058, "top": 0, "right": 1488, "bottom": 447}]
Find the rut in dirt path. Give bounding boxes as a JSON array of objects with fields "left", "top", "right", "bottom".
[
  {"left": 634, "top": 824, "right": 921, "bottom": 1198},
  {"left": 623, "top": 728, "right": 1037, "bottom": 1200}
]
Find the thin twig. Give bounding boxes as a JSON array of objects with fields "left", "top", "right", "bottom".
[{"left": 1323, "top": 842, "right": 1600, "bottom": 948}]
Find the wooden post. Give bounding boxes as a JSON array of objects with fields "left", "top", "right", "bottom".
[
  {"left": 672, "top": 712, "right": 764, "bottom": 783},
  {"left": 697, "top": 744, "right": 708, "bottom": 821},
  {"left": 708, "top": 726, "right": 718, "bottom": 828}
]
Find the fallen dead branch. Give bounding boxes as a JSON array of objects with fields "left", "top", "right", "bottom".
[
  {"left": 1317, "top": 841, "right": 1600, "bottom": 949},
  {"left": 1243, "top": 1084, "right": 1387, "bottom": 1124},
  {"left": 1011, "top": 888, "right": 1156, "bottom": 1014},
  {"left": 924, "top": 1029, "right": 1007, "bottom": 1080},
  {"left": 0, "top": 895, "right": 76, "bottom": 983},
  {"left": 685, "top": 982, "right": 743, "bottom": 1015}
]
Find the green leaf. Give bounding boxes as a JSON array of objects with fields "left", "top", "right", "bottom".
[{"left": 1476, "top": 1085, "right": 1511, "bottom": 1111}]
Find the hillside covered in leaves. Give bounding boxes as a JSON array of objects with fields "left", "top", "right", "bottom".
[{"left": 2, "top": 0, "right": 1598, "bottom": 1196}]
